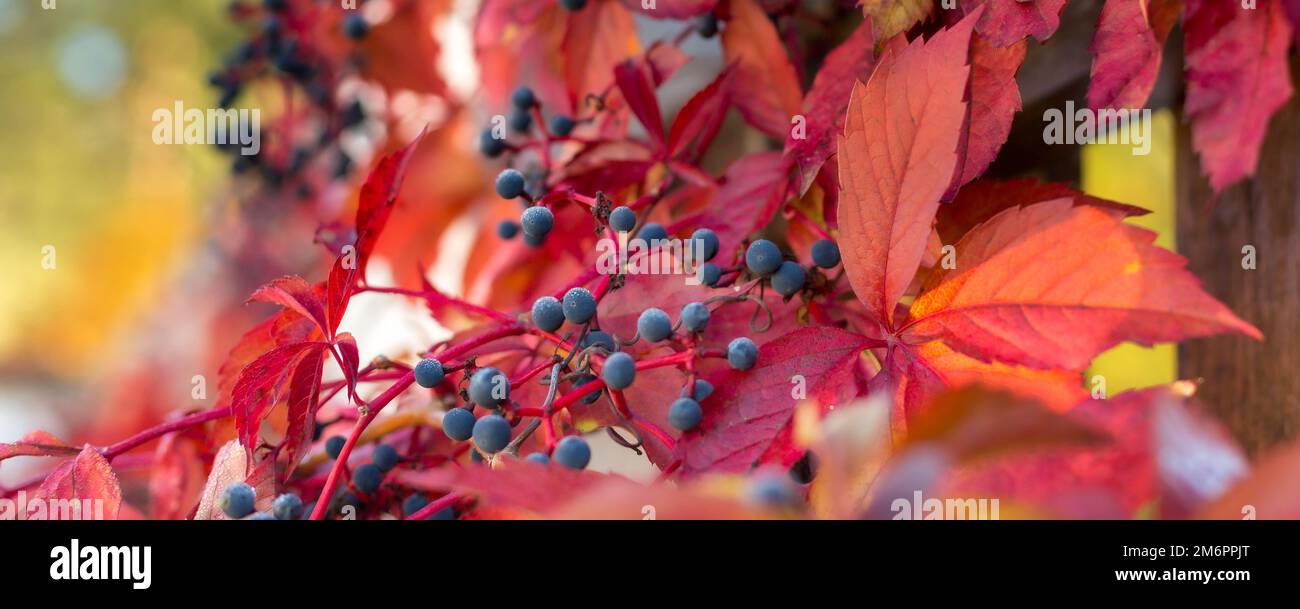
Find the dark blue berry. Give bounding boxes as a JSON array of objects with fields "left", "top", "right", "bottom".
[
  {"left": 771, "top": 261, "right": 806, "bottom": 297},
  {"left": 525, "top": 452, "right": 550, "bottom": 465},
  {"left": 479, "top": 129, "right": 506, "bottom": 158},
  {"left": 508, "top": 108, "right": 532, "bottom": 133},
  {"left": 559, "top": 0, "right": 588, "bottom": 11},
  {"left": 414, "top": 358, "right": 445, "bottom": 388},
  {"left": 511, "top": 86, "right": 537, "bottom": 110},
  {"left": 745, "top": 239, "right": 783, "bottom": 276},
  {"left": 372, "top": 444, "right": 399, "bottom": 472},
  {"left": 220, "top": 482, "right": 256, "bottom": 519},
  {"left": 562, "top": 287, "right": 597, "bottom": 324},
  {"left": 639, "top": 222, "right": 669, "bottom": 243},
  {"left": 531, "top": 296, "right": 565, "bottom": 332},
  {"left": 693, "top": 379, "right": 714, "bottom": 402},
  {"left": 520, "top": 206, "right": 554, "bottom": 236},
  {"left": 553, "top": 436, "right": 591, "bottom": 469},
  {"left": 472, "top": 414, "right": 512, "bottom": 453},
  {"left": 746, "top": 469, "right": 802, "bottom": 508},
  {"left": 668, "top": 397, "right": 703, "bottom": 431},
  {"left": 248, "top": 512, "right": 276, "bottom": 520},
  {"left": 402, "top": 494, "right": 430, "bottom": 517},
  {"left": 680, "top": 302, "right": 710, "bottom": 332},
  {"left": 637, "top": 308, "right": 673, "bottom": 342},
  {"left": 495, "top": 169, "right": 526, "bottom": 199},
  {"left": 342, "top": 14, "right": 368, "bottom": 39},
  {"left": 602, "top": 352, "right": 636, "bottom": 390},
  {"left": 442, "top": 407, "right": 476, "bottom": 441},
  {"left": 469, "top": 367, "right": 509, "bottom": 407},
  {"left": 549, "top": 114, "right": 575, "bottom": 137},
  {"left": 727, "top": 337, "right": 759, "bottom": 371},
  {"left": 608, "top": 206, "right": 636, "bottom": 232},
  {"left": 325, "top": 435, "right": 346, "bottom": 459},
  {"left": 497, "top": 220, "right": 520, "bottom": 240},
  {"left": 700, "top": 263, "right": 722, "bottom": 287},
  {"left": 572, "top": 373, "right": 603, "bottom": 404},
  {"left": 580, "top": 330, "right": 616, "bottom": 352},
  {"left": 353, "top": 463, "right": 383, "bottom": 494},
  {"left": 690, "top": 228, "right": 719, "bottom": 261},
  {"left": 696, "top": 13, "right": 719, "bottom": 38},
  {"left": 272, "top": 493, "right": 303, "bottom": 520},
  {"left": 524, "top": 232, "right": 546, "bottom": 248},
  {"left": 811, "top": 239, "right": 841, "bottom": 268}
]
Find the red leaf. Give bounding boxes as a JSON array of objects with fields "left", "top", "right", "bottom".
[
  {"left": 1184, "top": 0, "right": 1294, "bottom": 192},
  {"left": 1087, "top": 0, "right": 1181, "bottom": 111},
  {"left": 937, "top": 178, "right": 1149, "bottom": 245},
  {"left": 248, "top": 276, "right": 328, "bottom": 335},
  {"left": 281, "top": 345, "right": 328, "bottom": 477},
  {"left": 956, "top": 0, "right": 1068, "bottom": 47},
  {"left": 0, "top": 430, "right": 77, "bottom": 463},
  {"left": 674, "top": 326, "right": 872, "bottom": 475},
  {"left": 216, "top": 309, "right": 321, "bottom": 411},
  {"left": 783, "top": 20, "right": 876, "bottom": 195},
  {"left": 33, "top": 447, "right": 122, "bottom": 520},
  {"left": 902, "top": 199, "right": 1261, "bottom": 370},
  {"left": 563, "top": 0, "right": 641, "bottom": 112},
  {"left": 1286, "top": 0, "right": 1300, "bottom": 44},
  {"left": 618, "top": 0, "right": 718, "bottom": 19},
  {"left": 398, "top": 459, "right": 616, "bottom": 514},
  {"left": 676, "top": 152, "right": 790, "bottom": 266},
  {"left": 148, "top": 432, "right": 205, "bottom": 520},
  {"left": 231, "top": 341, "right": 328, "bottom": 453},
  {"left": 614, "top": 59, "right": 666, "bottom": 149},
  {"left": 721, "top": 0, "right": 803, "bottom": 138},
  {"left": 944, "top": 33, "right": 1026, "bottom": 199},
  {"left": 666, "top": 66, "right": 734, "bottom": 161},
  {"left": 837, "top": 13, "right": 976, "bottom": 328}
]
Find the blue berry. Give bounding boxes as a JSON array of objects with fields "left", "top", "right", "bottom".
[
  {"left": 572, "top": 373, "right": 603, "bottom": 404},
  {"left": 580, "top": 330, "right": 616, "bottom": 352},
  {"left": 524, "top": 232, "right": 546, "bottom": 248},
  {"left": 602, "top": 352, "right": 636, "bottom": 390},
  {"left": 508, "top": 108, "right": 532, "bottom": 133},
  {"left": 553, "top": 435, "right": 591, "bottom": 470},
  {"left": 693, "top": 379, "right": 714, "bottom": 401},
  {"left": 637, "top": 308, "right": 673, "bottom": 342},
  {"left": 562, "top": 287, "right": 597, "bottom": 324},
  {"left": 727, "top": 337, "right": 759, "bottom": 371},
  {"left": 353, "top": 463, "right": 383, "bottom": 494},
  {"left": 325, "top": 435, "right": 346, "bottom": 459},
  {"left": 771, "top": 261, "right": 806, "bottom": 297},
  {"left": 668, "top": 397, "right": 703, "bottom": 431},
  {"left": 690, "top": 228, "right": 720, "bottom": 261},
  {"left": 549, "top": 114, "right": 576, "bottom": 137},
  {"left": 469, "top": 367, "right": 509, "bottom": 407},
  {"left": 525, "top": 452, "right": 550, "bottom": 465},
  {"left": 220, "top": 482, "right": 256, "bottom": 519},
  {"left": 531, "top": 296, "right": 565, "bottom": 332},
  {"left": 608, "top": 206, "right": 636, "bottom": 232},
  {"left": 247, "top": 512, "right": 276, "bottom": 520},
  {"left": 495, "top": 169, "right": 526, "bottom": 199},
  {"left": 272, "top": 493, "right": 303, "bottom": 520},
  {"left": 696, "top": 13, "right": 719, "bottom": 38},
  {"left": 746, "top": 469, "right": 802, "bottom": 508},
  {"left": 342, "top": 13, "right": 368, "bottom": 39},
  {"left": 680, "top": 302, "right": 710, "bottom": 332},
  {"left": 372, "top": 444, "right": 399, "bottom": 472},
  {"left": 414, "top": 358, "right": 445, "bottom": 388},
  {"left": 745, "top": 239, "right": 783, "bottom": 276},
  {"left": 442, "top": 407, "right": 476, "bottom": 441},
  {"left": 811, "top": 239, "right": 841, "bottom": 268},
  {"left": 700, "top": 263, "right": 722, "bottom": 287},
  {"left": 472, "top": 414, "right": 512, "bottom": 453},
  {"left": 402, "top": 494, "right": 429, "bottom": 517},
  {"left": 497, "top": 219, "right": 520, "bottom": 240},
  {"left": 511, "top": 86, "right": 537, "bottom": 110},
  {"left": 559, "top": 0, "right": 588, "bottom": 10},
  {"left": 639, "top": 222, "right": 669, "bottom": 243},
  {"left": 479, "top": 130, "right": 506, "bottom": 158},
  {"left": 520, "top": 206, "right": 554, "bottom": 236}
]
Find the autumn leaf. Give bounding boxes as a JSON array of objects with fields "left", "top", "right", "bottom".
[
  {"left": 937, "top": 178, "right": 1149, "bottom": 245},
  {"left": 666, "top": 66, "right": 735, "bottom": 161},
  {"left": 674, "top": 152, "right": 790, "bottom": 267},
  {"left": 783, "top": 20, "right": 876, "bottom": 195},
  {"left": 563, "top": 0, "right": 641, "bottom": 118},
  {"left": 956, "top": 0, "right": 1068, "bottom": 47},
  {"left": 721, "top": 0, "right": 804, "bottom": 139},
  {"left": 837, "top": 12, "right": 975, "bottom": 328},
  {"left": 614, "top": 59, "right": 667, "bottom": 148},
  {"left": 1184, "top": 0, "right": 1294, "bottom": 192},
  {"left": 618, "top": 0, "right": 718, "bottom": 19},
  {"left": 902, "top": 198, "right": 1262, "bottom": 371},
  {"left": 674, "top": 326, "right": 874, "bottom": 475},
  {"left": 861, "top": 0, "right": 935, "bottom": 41},
  {"left": 194, "top": 440, "right": 275, "bottom": 520},
  {"left": 0, "top": 430, "right": 77, "bottom": 463},
  {"left": 1087, "top": 0, "right": 1181, "bottom": 112},
  {"left": 32, "top": 447, "right": 123, "bottom": 520},
  {"left": 944, "top": 33, "right": 1026, "bottom": 199},
  {"left": 148, "top": 432, "right": 206, "bottom": 520}
]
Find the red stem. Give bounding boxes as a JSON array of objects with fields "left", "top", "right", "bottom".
[
  {"left": 405, "top": 492, "right": 463, "bottom": 520},
  {"left": 101, "top": 406, "right": 232, "bottom": 461}
]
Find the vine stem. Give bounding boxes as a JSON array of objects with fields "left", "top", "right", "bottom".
[
  {"left": 100, "top": 405, "right": 232, "bottom": 461},
  {"left": 405, "top": 492, "right": 463, "bottom": 521}
]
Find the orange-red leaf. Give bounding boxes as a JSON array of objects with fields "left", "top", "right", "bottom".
[
  {"left": 33, "top": 447, "right": 122, "bottom": 520},
  {"left": 944, "top": 33, "right": 1026, "bottom": 199},
  {"left": 938, "top": 178, "right": 1149, "bottom": 245},
  {"left": 721, "top": 0, "right": 803, "bottom": 138},
  {"left": 0, "top": 430, "right": 77, "bottom": 463},
  {"left": 1087, "top": 0, "right": 1181, "bottom": 112}
]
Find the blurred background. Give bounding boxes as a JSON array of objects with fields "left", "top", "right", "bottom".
[{"left": 0, "top": 0, "right": 1177, "bottom": 488}]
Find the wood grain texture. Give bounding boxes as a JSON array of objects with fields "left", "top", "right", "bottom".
[{"left": 1176, "top": 59, "right": 1300, "bottom": 455}]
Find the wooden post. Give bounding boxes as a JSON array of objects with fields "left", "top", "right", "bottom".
[{"left": 1175, "top": 60, "right": 1300, "bottom": 455}]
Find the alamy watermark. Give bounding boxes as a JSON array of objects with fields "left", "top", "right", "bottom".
[
  {"left": 0, "top": 491, "right": 106, "bottom": 520},
  {"left": 891, "top": 490, "right": 1000, "bottom": 520},
  {"left": 1043, "top": 100, "right": 1151, "bottom": 156},
  {"left": 152, "top": 100, "right": 261, "bottom": 156}
]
